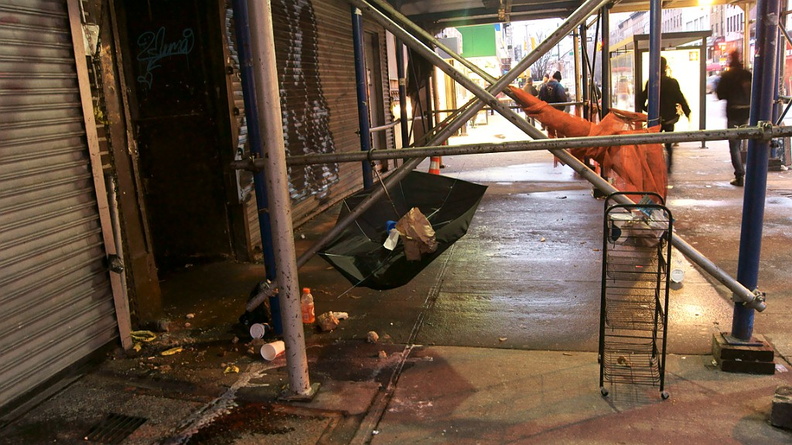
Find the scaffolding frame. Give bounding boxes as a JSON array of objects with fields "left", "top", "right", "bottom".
[{"left": 236, "top": 0, "right": 783, "bottom": 396}]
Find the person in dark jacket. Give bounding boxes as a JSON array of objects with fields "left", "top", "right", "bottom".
[
  {"left": 538, "top": 71, "right": 567, "bottom": 111},
  {"left": 716, "top": 50, "right": 752, "bottom": 187},
  {"left": 638, "top": 57, "right": 691, "bottom": 173}
]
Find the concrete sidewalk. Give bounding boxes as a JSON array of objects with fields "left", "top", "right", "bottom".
[{"left": 2, "top": 113, "right": 792, "bottom": 444}]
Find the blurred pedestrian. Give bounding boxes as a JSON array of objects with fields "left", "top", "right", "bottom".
[
  {"left": 638, "top": 57, "right": 691, "bottom": 173},
  {"left": 716, "top": 50, "right": 752, "bottom": 187},
  {"left": 535, "top": 73, "right": 550, "bottom": 98},
  {"left": 523, "top": 78, "right": 538, "bottom": 96},
  {"left": 539, "top": 71, "right": 568, "bottom": 111}
]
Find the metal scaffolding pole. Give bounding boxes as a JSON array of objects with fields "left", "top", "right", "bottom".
[
  {"left": 580, "top": 24, "right": 590, "bottom": 119},
  {"left": 230, "top": 125, "right": 792, "bottom": 169},
  {"left": 255, "top": 126, "right": 791, "bottom": 166},
  {"left": 352, "top": 7, "right": 374, "bottom": 189},
  {"left": 231, "top": 0, "right": 282, "bottom": 334},
  {"left": 246, "top": 0, "right": 764, "bottom": 314},
  {"left": 574, "top": 30, "right": 583, "bottom": 114},
  {"left": 731, "top": 0, "right": 781, "bottom": 340},
  {"left": 647, "top": 0, "right": 662, "bottom": 126},
  {"left": 247, "top": 0, "right": 316, "bottom": 399},
  {"left": 396, "top": 38, "right": 410, "bottom": 150},
  {"left": 601, "top": 6, "right": 611, "bottom": 116}
]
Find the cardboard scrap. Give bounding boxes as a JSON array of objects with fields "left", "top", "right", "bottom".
[{"left": 395, "top": 207, "right": 438, "bottom": 261}]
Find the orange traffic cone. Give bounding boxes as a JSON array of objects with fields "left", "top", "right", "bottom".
[{"left": 428, "top": 156, "right": 441, "bottom": 175}]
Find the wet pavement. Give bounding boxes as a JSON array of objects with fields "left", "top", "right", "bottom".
[{"left": 2, "top": 107, "right": 792, "bottom": 444}]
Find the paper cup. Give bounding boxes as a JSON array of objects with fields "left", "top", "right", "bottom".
[
  {"left": 260, "top": 340, "right": 285, "bottom": 361},
  {"left": 249, "top": 323, "right": 267, "bottom": 339}
]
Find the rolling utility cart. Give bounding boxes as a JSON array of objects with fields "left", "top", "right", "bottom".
[{"left": 598, "top": 192, "right": 673, "bottom": 399}]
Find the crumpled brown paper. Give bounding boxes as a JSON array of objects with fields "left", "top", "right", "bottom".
[
  {"left": 395, "top": 207, "right": 438, "bottom": 261},
  {"left": 316, "top": 312, "right": 340, "bottom": 332}
]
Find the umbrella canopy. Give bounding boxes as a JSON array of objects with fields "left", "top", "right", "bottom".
[{"left": 319, "top": 171, "right": 487, "bottom": 290}]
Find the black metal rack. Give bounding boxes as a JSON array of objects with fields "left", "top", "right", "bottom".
[{"left": 599, "top": 192, "right": 673, "bottom": 399}]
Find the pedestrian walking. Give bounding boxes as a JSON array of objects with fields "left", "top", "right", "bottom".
[
  {"left": 538, "top": 71, "right": 568, "bottom": 111},
  {"left": 637, "top": 57, "right": 691, "bottom": 173},
  {"left": 716, "top": 50, "right": 752, "bottom": 187},
  {"left": 523, "top": 78, "right": 538, "bottom": 96}
]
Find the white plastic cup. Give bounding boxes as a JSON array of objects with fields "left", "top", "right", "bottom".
[
  {"left": 260, "top": 340, "right": 285, "bottom": 361},
  {"left": 249, "top": 323, "right": 268, "bottom": 339}
]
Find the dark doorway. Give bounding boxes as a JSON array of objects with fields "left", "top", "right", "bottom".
[{"left": 117, "top": 0, "right": 232, "bottom": 272}]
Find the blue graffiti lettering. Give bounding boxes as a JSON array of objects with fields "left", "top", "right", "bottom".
[{"left": 136, "top": 27, "right": 195, "bottom": 89}]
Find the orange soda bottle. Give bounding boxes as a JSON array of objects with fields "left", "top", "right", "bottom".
[{"left": 300, "top": 288, "right": 315, "bottom": 324}]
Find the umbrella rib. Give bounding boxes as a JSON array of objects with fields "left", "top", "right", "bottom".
[
  {"left": 343, "top": 199, "right": 371, "bottom": 240},
  {"left": 335, "top": 248, "right": 401, "bottom": 298},
  {"left": 423, "top": 179, "right": 456, "bottom": 221},
  {"left": 374, "top": 168, "right": 402, "bottom": 218}
]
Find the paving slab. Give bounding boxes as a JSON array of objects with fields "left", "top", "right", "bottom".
[{"left": 372, "top": 346, "right": 792, "bottom": 445}]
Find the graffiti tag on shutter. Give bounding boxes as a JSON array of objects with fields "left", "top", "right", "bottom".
[{"left": 136, "top": 27, "right": 195, "bottom": 89}]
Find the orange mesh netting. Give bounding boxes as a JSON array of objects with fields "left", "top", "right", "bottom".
[{"left": 508, "top": 86, "right": 667, "bottom": 201}]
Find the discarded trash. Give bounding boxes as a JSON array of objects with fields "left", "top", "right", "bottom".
[
  {"left": 132, "top": 343, "right": 142, "bottom": 352},
  {"left": 186, "top": 313, "right": 195, "bottom": 319},
  {"left": 383, "top": 226, "right": 400, "bottom": 251},
  {"left": 670, "top": 269, "right": 685, "bottom": 284},
  {"left": 378, "top": 350, "right": 388, "bottom": 359},
  {"left": 616, "top": 356, "right": 632, "bottom": 367},
  {"left": 224, "top": 365, "right": 240, "bottom": 374},
  {"left": 367, "top": 331, "right": 379, "bottom": 343},
  {"left": 301, "top": 288, "right": 315, "bottom": 324},
  {"left": 777, "top": 363, "right": 789, "bottom": 373},
  {"left": 317, "top": 312, "right": 340, "bottom": 332},
  {"left": 498, "top": 337, "right": 507, "bottom": 342},
  {"left": 130, "top": 330, "right": 157, "bottom": 343},
  {"left": 396, "top": 207, "right": 438, "bottom": 261},
  {"left": 239, "top": 280, "right": 275, "bottom": 335},
  {"left": 249, "top": 323, "right": 269, "bottom": 339},
  {"left": 161, "top": 347, "right": 183, "bottom": 356},
  {"left": 260, "top": 340, "right": 285, "bottom": 361},
  {"left": 334, "top": 312, "right": 349, "bottom": 320}
]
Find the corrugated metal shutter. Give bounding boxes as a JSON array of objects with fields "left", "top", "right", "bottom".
[
  {"left": 0, "top": 0, "right": 117, "bottom": 410},
  {"left": 234, "top": 0, "right": 394, "bottom": 246},
  {"left": 268, "top": 0, "right": 391, "bottom": 226}
]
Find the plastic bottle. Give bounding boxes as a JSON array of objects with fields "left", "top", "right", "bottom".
[{"left": 300, "top": 288, "right": 315, "bottom": 324}]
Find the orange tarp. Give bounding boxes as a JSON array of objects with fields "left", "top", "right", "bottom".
[{"left": 508, "top": 86, "right": 667, "bottom": 201}]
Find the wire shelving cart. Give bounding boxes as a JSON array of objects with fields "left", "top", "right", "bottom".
[{"left": 598, "top": 192, "right": 673, "bottom": 399}]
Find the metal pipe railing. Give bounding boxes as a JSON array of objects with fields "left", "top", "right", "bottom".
[
  {"left": 370, "top": 119, "right": 400, "bottom": 133},
  {"left": 229, "top": 124, "right": 792, "bottom": 169}
]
